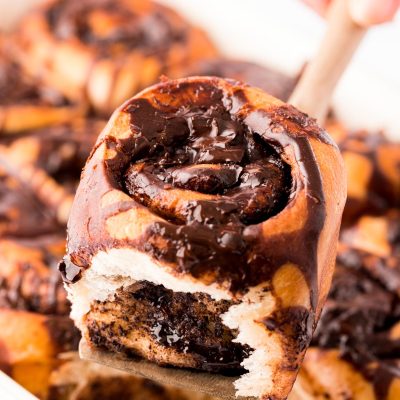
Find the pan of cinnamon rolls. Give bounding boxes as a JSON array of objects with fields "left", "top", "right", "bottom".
[{"left": 0, "top": 0, "right": 399, "bottom": 399}]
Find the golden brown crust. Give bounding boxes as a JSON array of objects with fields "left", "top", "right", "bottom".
[{"left": 11, "top": 0, "right": 218, "bottom": 114}]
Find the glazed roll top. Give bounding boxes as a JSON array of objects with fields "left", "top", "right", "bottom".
[{"left": 64, "top": 77, "right": 346, "bottom": 400}]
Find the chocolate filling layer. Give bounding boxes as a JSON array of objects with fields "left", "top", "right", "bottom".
[{"left": 85, "top": 281, "right": 252, "bottom": 375}]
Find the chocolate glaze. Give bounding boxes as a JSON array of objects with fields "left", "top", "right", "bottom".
[
  {"left": 123, "top": 96, "right": 292, "bottom": 226},
  {"left": 66, "top": 78, "right": 333, "bottom": 300},
  {"left": 86, "top": 280, "right": 252, "bottom": 374},
  {"left": 47, "top": 0, "right": 186, "bottom": 56}
]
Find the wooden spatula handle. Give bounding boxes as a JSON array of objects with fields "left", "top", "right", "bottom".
[{"left": 289, "top": 0, "right": 367, "bottom": 123}]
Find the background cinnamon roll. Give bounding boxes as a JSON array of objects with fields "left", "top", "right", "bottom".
[
  {"left": 0, "top": 112, "right": 102, "bottom": 398},
  {"left": 0, "top": 118, "right": 104, "bottom": 229},
  {"left": 327, "top": 121, "right": 400, "bottom": 225},
  {"left": 11, "top": 0, "right": 217, "bottom": 115},
  {"left": 0, "top": 235, "right": 79, "bottom": 399},
  {"left": 0, "top": 309, "right": 78, "bottom": 399},
  {"left": 64, "top": 77, "right": 346, "bottom": 400},
  {"left": 294, "top": 207, "right": 400, "bottom": 400},
  {"left": 0, "top": 37, "right": 82, "bottom": 134}
]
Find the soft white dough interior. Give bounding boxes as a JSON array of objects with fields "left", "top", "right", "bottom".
[
  {"left": 66, "top": 248, "right": 232, "bottom": 325},
  {"left": 67, "top": 248, "right": 283, "bottom": 399},
  {"left": 222, "top": 286, "right": 283, "bottom": 398}
]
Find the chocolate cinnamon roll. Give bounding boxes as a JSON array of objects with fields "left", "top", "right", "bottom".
[
  {"left": 0, "top": 235, "right": 69, "bottom": 315},
  {"left": 63, "top": 77, "right": 346, "bottom": 400},
  {"left": 11, "top": 0, "right": 217, "bottom": 115},
  {"left": 0, "top": 37, "right": 82, "bottom": 134},
  {"left": 339, "top": 210, "right": 400, "bottom": 296},
  {"left": 295, "top": 210, "right": 400, "bottom": 400},
  {"left": 0, "top": 234, "right": 80, "bottom": 399},
  {"left": 328, "top": 121, "right": 400, "bottom": 224},
  {"left": 0, "top": 118, "right": 101, "bottom": 397},
  {"left": 0, "top": 118, "right": 104, "bottom": 232}
]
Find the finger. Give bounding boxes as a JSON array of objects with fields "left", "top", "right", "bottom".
[
  {"left": 349, "top": 0, "right": 400, "bottom": 26},
  {"left": 301, "top": 0, "right": 331, "bottom": 16}
]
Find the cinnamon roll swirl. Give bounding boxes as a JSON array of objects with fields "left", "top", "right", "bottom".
[
  {"left": 63, "top": 77, "right": 346, "bottom": 400},
  {"left": 11, "top": 0, "right": 217, "bottom": 114}
]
